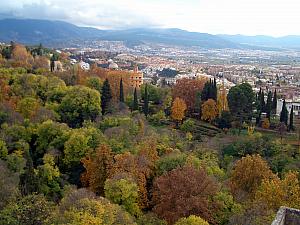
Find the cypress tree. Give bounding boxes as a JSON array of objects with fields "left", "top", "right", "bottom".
[
  {"left": 280, "top": 99, "right": 288, "bottom": 125},
  {"left": 260, "top": 90, "right": 266, "bottom": 113},
  {"left": 101, "top": 79, "right": 112, "bottom": 114},
  {"left": 20, "top": 149, "right": 37, "bottom": 195},
  {"left": 212, "top": 77, "right": 217, "bottom": 101},
  {"left": 133, "top": 87, "right": 139, "bottom": 111},
  {"left": 119, "top": 78, "right": 124, "bottom": 102},
  {"left": 50, "top": 55, "right": 55, "bottom": 72},
  {"left": 272, "top": 89, "right": 277, "bottom": 114},
  {"left": 266, "top": 91, "right": 273, "bottom": 120},
  {"left": 289, "top": 106, "right": 294, "bottom": 131},
  {"left": 143, "top": 84, "right": 149, "bottom": 116}
]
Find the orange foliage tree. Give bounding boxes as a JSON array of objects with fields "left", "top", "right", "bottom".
[
  {"left": 152, "top": 166, "right": 219, "bottom": 225},
  {"left": 109, "top": 141, "right": 159, "bottom": 209},
  {"left": 172, "top": 78, "right": 207, "bottom": 112},
  {"left": 11, "top": 44, "right": 33, "bottom": 69},
  {"left": 201, "top": 99, "right": 218, "bottom": 123},
  {"left": 171, "top": 97, "right": 187, "bottom": 124},
  {"left": 229, "top": 154, "right": 275, "bottom": 201},
  {"left": 81, "top": 145, "right": 114, "bottom": 196}
]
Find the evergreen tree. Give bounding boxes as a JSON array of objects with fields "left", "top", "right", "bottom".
[
  {"left": 50, "top": 55, "right": 55, "bottom": 72},
  {"left": 266, "top": 91, "right": 273, "bottom": 120},
  {"left": 280, "top": 99, "right": 288, "bottom": 125},
  {"left": 101, "top": 79, "right": 112, "bottom": 114},
  {"left": 289, "top": 106, "right": 294, "bottom": 131},
  {"left": 143, "top": 84, "right": 149, "bottom": 116},
  {"left": 20, "top": 149, "right": 38, "bottom": 195},
  {"left": 212, "top": 77, "right": 218, "bottom": 101},
  {"left": 260, "top": 90, "right": 266, "bottom": 113},
  {"left": 133, "top": 87, "right": 139, "bottom": 111},
  {"left": 119, "top": 78, "right": 124, "bottom": 102},
  {"left": 201, "top": 81, "right": 210, "bottom": 102},
  {"left": 272, "top": 89, "right": 277, "bottom": 114}
]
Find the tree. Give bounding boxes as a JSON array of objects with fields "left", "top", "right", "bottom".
[
  {"left": 255, "top": 171, "right": 300, "bottom": 210},
  {"left": 265, "top": 91, "right": 272, "bottom": 120},
  {"left": 58, "top": 86, "right": 101, "bottom": 127},
  {"left": 229, "top": 154, "right": 275, "bottom": 200},
  {"left": 171, "top": 97, "right": 187, "bottom": 125},
  {"left": 172, "top": 78, "right": 207, "bottom": 112},
  {"left": 289, "top": 106, "right": 294, "bottom": 131},
  {"left": 272, "top": 89, "right": 277, "bottom": 114},
  {"left": 0, "top": 160, "right": 19, "bottom": 210},
  {"left": 201, "top": 99, "right": 218, "bottom": 123},
  {"left": 133, "top": 87, "right": 139, "bottom": 111},
  {"left": 175, "top": 215, "right": 209, "bottom": 225},
  {"left": 120, "top": 78, "right": 124, "bottom": 102},
  {"left": 36, "top": 154, "right": 62, "bottom": 201},
  {"left": 81, "top": 145, "right": 113, "bottom": 196},
  {"left": 217, "top": 111, "right": 232, "bottom": 129},
  {"left": 227, "top": 83, "right": 254, "bottom": 122},
  {"left": 152, "top": 166, "right": 219, "bottom": 224},
  {"left": 101, "top": 79, "right": 112, "bottom": 114},
  {"left": 54, "top": 188, "right": 136, "bottom": 225},
  {"left": 280, "top": 99, "right": 288, "bottom": 125},
  {"left": 105, "top": 177, "right": 141, "bottom": 216},
  {"left": 143, "top": 84, "right": 149, "bottom": 116},
  {"left": 0, "top": 194, "right": 54, "bottom": 225},
  {"left": 16, "top": 97, "right": 39, "bottom": 119},
  {"left": 259, "top": 90, "right": 266, "bottom": 113}
]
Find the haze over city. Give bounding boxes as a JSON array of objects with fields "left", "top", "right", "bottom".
[{"left": 0, "top": 0, "right": 299, "bottom": 36}]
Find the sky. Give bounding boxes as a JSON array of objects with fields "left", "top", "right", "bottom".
[{"left": 0, "top": 0, "right": 299, "bottom": 37}]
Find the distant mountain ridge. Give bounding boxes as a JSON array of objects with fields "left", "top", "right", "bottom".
[{"left": 0, "top": 18, "right": 300, "bottom": 50}]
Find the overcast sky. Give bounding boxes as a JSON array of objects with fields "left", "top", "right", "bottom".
[{"left": 0, "top": 0, "right": 299, "bottom": 36}]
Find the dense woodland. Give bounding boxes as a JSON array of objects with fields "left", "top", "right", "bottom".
[{"left": 0, "top": 43, "right": 299, "bottom": 225}]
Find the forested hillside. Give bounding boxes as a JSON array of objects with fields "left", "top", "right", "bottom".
[{"left": 0, "top": 43, "right": 299, "bottom": 225}]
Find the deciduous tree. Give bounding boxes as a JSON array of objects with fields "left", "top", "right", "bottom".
[
  {"left": 152, "top": 166, "right": 219, "bottom": 224},
  {"left": 171, "top": 97, "right": 187, "bottom": 125},
  {"left": 201, "top": 99, "right": 218, "bottom": 123}
]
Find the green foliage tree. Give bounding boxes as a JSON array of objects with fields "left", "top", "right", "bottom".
[
  {"left": 280, "top": 99, "right": 288, "bottom": 125},
  {"left": 227, "top": 83, "right": 254, "bottom": 122},
  {"left": 101, "top": 79, "right": 112, "bottom": 114},
  {"left": 36, "top": 154, "right": 62, "bottom": 200},
  {"left": 175, "top": 215, "right": 209, "bottom": 225},
  {"left": 105, "top": 177, "right": 141, "bottom": 216},
  {"left": 0, "top": 194, "right": 54, "bottom": 225},
  {"left": 58, "top": 86, "right": 101, "bottom": 127}
]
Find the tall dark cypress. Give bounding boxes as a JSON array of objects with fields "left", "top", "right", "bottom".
[
  {"left": 266, "top": 91, "right": 273, "bottom": 120},
  {"left": 143, "top": 84, "right": 149, "bottom": 116},
  {"left": 133, "top": 87, "right": 139, "bottom": 111},
  {"left": 119, "top": 78, "right": 124, "bottom": 102},
  {"left": 272, "top": 89, "right": 277, "bottom": 114},
  {"left": 280, "top": 99, "right": 288, "bottom": 125},
  {"left": 50, "top": 55, "right": 55, "bottom": 72},
  {"left": 101, "top": 79, "right": 112, "bottom": 114},
  {"left": 212, "top": 77, "right": 217, "bottom": 101},
  {"left": 201, "top": 81, "right": 210, "bottom": 102},
  {"left": 260, "top": 90, "right": 266, "bottom": 113},
  {"left": 20, "top": 149, "right": 37, "bottom": 195},
  {"left": 289, "top": 106, "right": 294, "bottom": 131}
]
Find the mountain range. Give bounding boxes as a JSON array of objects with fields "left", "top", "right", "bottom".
[{"left": 0, "top": 18, "right": 300, "bottom": 50}]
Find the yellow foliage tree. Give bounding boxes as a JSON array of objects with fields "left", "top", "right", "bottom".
[
  {"left": 201, "top": 99, "right": 218, "bottom": 123},
  {"left": 255, "top": 171, "right": 300, "bottom": 210},
  {"left": 230, "top": 154, "right": 275, "bottom": 200},
  {"left": 171, "top": 97, "right": 187, "bottom": 124},
  {"left": 175, "top": 215, "right": 209, "bottom": 225},
  {"left": 217, "top": 89, "right": 228, "bottom": 114}
]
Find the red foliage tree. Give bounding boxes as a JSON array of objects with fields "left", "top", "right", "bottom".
[
  {"left": 152, "top": 166, "right": 219, "bottom": 224},
  {"left": 172, "top": 78, "right": 207, "bottom": 112}
]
